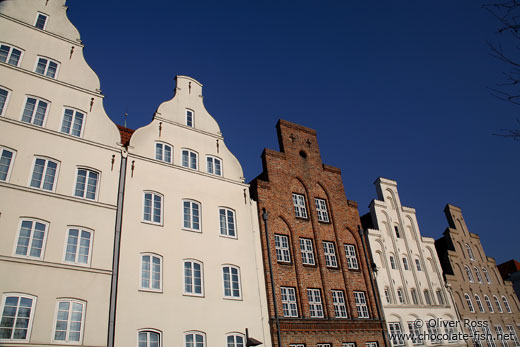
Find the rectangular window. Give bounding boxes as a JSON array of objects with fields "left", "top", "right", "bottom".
[
  {"left": 343, "top": 344, "right": 356, "bottom": 347},
  {"left": 74, "top": 168, "right": 99, "bottom": 200},
  {"left": 61, "top": 108, "right": 85, "bottom": 137},
  {"left": 427, "top": 322, "right": 442, "bottom": 345},
  {"left": 436, "top": 290, "right": 444, "bottom": 305},
  {"left": 53, "top": 300, "right": 85, "bottom": 343},
  {"left": 206, "top": 156, "right": 222, "bottom": 176},
  {"left": 317, "top": 344, "right": 331, "bottom": 347},
  {"left": 292, "top": 193, "right": 307, "bottom": 218},
  {"left": 186, "top": 109, "right": 194, "bottom": 127},
  {"left": 289, "top": 345, "right": 305, "bottom": 347},
  {"left": 402, "top": 257, "right": 409, "bottom": 270},
  {"left": 15, "top": 219, "right": 47, "bottom": 259},
  {"left": 344, "top": 244, "right": 359, "bottom": 269},
  {"left": 495, "top": 325, "right": 508, "bottom": 347},
  {"left": 407, "top": 321, "right": 424, "bottom": 345},
  {"left": 307, "top": 288, "right": 324, "bottom": 317},
  {"left": 0, "top": 294, "right": 35, "bottom": 342},
  {"left": 0, "top": 88, "right": 9, "bottom": 116},
  {"left": 22, "top": 97, "right": 48, "bottom": 126},
  {"left": 144, "top": 192, "right": 162, "bottom": 224},
  {"left": 139, "top": 331, "right": 161, "bottom": 347},
  {"left": 366, "top": 343, "right": 378, "bottom": 347},
  {"left": 0, "top": 147, "right": 15, "bottom": 181},
  {"left": 30, "top": 157, "right": 58, "bottom": 191},
  {"left": 354, "top": 291, "right": 369, "bottom": 318},
  {"left": 332, "top": 290, "right": 348, "bottom": 318},
  {"left": 34, "top": 13, "right": 48, "bottom": 29},
  {"left": 222, "top": 265, "right": 241, "bottom": 298},
  {"left": 183, "top": 200, "right": 200, "bottom": 231},
  {"left": 185, "top": 332, "right": 205, "bottom": 347},
  {"left": 0, "top": 44, "right": 22, "bottom": 66},
  {"left": 299, "top": 238, "right": 315, "bottom": 265},
  {"left": 389, "top": 322, "right": 405, "bottom": 346},
  {"left": 275, "top": 234, "right": 291, "bottom": 263},
  {"left": 182, "top": 149, "right": 197, "bottom": 169},
  {"left": 155, "top": 142, "right": 172, "bottom": 163},
  {"left": 141, "top": 254, "right": 162, "bottom": 291},
  {"left": 184, "top": 260, "right": 203, "bottom": 296},
  {"left": 415, "top": 259, "right": 422, "bottom": 271},
  {"left": 315, "top": 198, "right": 329, "bottom": 222},
  {"left": 323, "top": 241, "right": 338, "bottom": 267},
  {"left": 390, "top": 256, "right": 396, "bottom": 269},
  {"left": 219, "top": 208, "right": 235, "bottom": 237},
  {"left": 35, "top": 57, "right": 59, "bottom": 78},
  {"left": 281, "top": 287, "right": 298, "bottom": 317},
  {"left": 64, "top": 228, "right": 91, "bottom": 265},
  {"left": 506, "top": 325, "right": 520, "bottom": 347}
]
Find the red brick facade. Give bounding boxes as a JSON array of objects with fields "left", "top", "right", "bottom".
[{"left": 250, "top": 120, "right": 386, "bottom": 347}]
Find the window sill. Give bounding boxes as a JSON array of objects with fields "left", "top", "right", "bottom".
[
  {"left": 219, "top": 234, "right": 237, "bottom": 240},
  {"left": 182, "top": 227, "right": 202, "bottom": 233},
  {"left": 223, "top": 296, "right": 243, "bottom": 301},
  {"left": 141, "top": 220, "right": 163, "bottom": 227},
  {"left": 138, "top": 288, "right": 163, "bottom": 294},
  {"left": 302, "top": 263, "right": 317, "bottom": 268},
  {"left": 277, "top": 261, "right": 293, "bottom": 266}
]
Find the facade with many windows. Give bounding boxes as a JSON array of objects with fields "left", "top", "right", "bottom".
[{"left": 250, "top": 120, "right": 386, "bottom": 347}]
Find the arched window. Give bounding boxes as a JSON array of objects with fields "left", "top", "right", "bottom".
[
  {"left": 183, "top": 260, "right": 203, "bottom": 296},
  {"left": 464, "top": 265, "right": 474, "bottom": 282},
  {"left": 482, "top": 267, "right": 492, "bottom": 284},
  {"left": 226, "top": 333, "right": 245, "bottom": 347},
  {"left": 502, "top": 296, "right": 512, "bottom": 313},
  {"left": 474, "top": 267, "right": 482, "bottom": 283},
  {"left": 474, "top": 295, "right": 485, "bottom": 313},
  {"left": 493, "top": 295, "right": 503, "bottom": 313},
  {"left": 465, "top": 294, "right": 475, "bottom": 312},
  {"left": 138, "top": 330, "right": 161, "bottom": 347},
  {"left": 140, "top": 253, "right": 162, "bottom": 291},
  {"left": 484, "top": 295, "right": 494, "bottom": 313},
  {"left": 465, "top": 244, "right": 475, "bottom": 260},
  {"left": 185, "top": 331, "right": 205, "bottom": 347}
]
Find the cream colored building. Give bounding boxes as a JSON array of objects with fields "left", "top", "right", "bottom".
[
  {"left": 362, "top": 178, "right": 465, "bottom": 347},
  {"left": 0, "top": 0, "right": 121, "bottom": 346}
]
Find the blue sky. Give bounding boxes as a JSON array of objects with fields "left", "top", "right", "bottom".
[{"left": 68, "top": 1, "right": 519, "bottom": 263}]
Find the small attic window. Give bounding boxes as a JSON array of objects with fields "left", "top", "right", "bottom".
[
  {"left": 35, "top": 13, "right": 48, "bottom": 30},
  {"left": 299, "top": 150, "right": 307, "bottom": 159},
  {"left": 186, "top": 109, "right": 194, "bottom": 127}
]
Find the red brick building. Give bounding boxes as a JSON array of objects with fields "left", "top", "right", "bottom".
[{"left": 250, "top": 120, "right": 386, "bottom": 347}]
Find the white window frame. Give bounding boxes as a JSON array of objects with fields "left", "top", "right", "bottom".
[
  {"left": 60, "top": 107, "right": 86, "bottom": 137},
  {"left": 482, "top": 267, "right": 492, "bottom": 284},
  {"left": 427, "top": 321, "right": 442, "bottom": 345},
  {"left": 402, "top": 257, "right": 409, "bottom": 270},
  {"left": 464, "top": 265, "right": 474, "bottom": 282},
  {"left": 354, "top": 291, "right": 369, "bottom": 318},
  {"left": 292, "top": 193, "right": 308, "bottom": 218},
  {"left": 34, "top": 12, "right": 48, "bottom": 30},
  {"left": 495, "top": 325, "right": 508, "bottom": 347},
  {"left": 183, "top": 199, "right": 201, "bottom": 232},
  {"left": 315, "top": 198, "right": 329, "bottom": 222},
  {"left": 474, "top": 267, "right": 483, "bottom": 283},
  {"left": 143, "top": 191, "right": 163, "bottom": 225},
  {"left": 74, "top": 167, "right": 100, "bottom": 200},
  {"left": 52, "top": 299, "right": 86, "bottom": 344},
  {"left": 275, "top": 234, "right": 291, "bottom": 263},
  {"left": 332, "top": 290, "right": 348, "bottom": 318},
  {"left": 155, "top": 142, "right": 173, "bottom": 164},
  {"left": 140, "top": 253, "right": 162, "bottom": 292},
  {"left": 484, "top": 295, "right": 494, "bottom": 313},
  {"left": 366, "top": 343, "right": 378, "bottom": 347},
  {"left": 13, "top": 218, "right": 48, "bottom": 260},
  {"left": 29, "top": 156, "right": 59, "bottom": 191},
  {"left": 408, "top": 321, "right": 424, "bottom": 346},
  {"left": 21, "top": 96, "right": 50, "bottom": 126},
  {"left": 506, "top": 325, "right": 520, "bottom": 347},
  {"left": 389, "top": 322, "right": 405, "bottom": 346},
  {"left": 281, "top": 286, "right": 298, "bottom": 317},
  {"left": 0, "top": 293, "right": 36, "bottom": 343},
  {"left": 0, "top": 43, "right": 23, "bottom": 67},
  {"left": 483, "top": 325, "right": 496, "bottom": 347},
  {"left": 63, "top": 227, "right": 93, "bottom": 266},
  {"left": 299, "top": 238, "right": 315, "bottom": 265},
  {"left": 184, "top": 331, "right": 205, "bottom": 347},
  {"left": 465, "top": 293, "right": 475, "bottom": 312},
  {"left": 226, "top": 333, "right": 245, "bottom": 347},
  {"left": 323, "top": 241, "right": 338, "bottom": 268},
  {"left": 222, "top": 265, "right": 241, "bottom": 299},
  {"left": 138, "top": 329, "right": 161, "bottom": 347},
  {"left": 183, "top": 259, "right": 204, "bottom": 296},
  {"left": 502, "top": 296, "right": 512, "bottom": 313},
  {"left": 465, "top": 243, "right": 475, "bottom": 260},
  {"left": 181, "top": 149, "right": 198, "bottom": 170},
  {"left": 307, "top": 288, "right": 324, "bottom": 318},
  {"left": 219, "top": 207, "right": 236, "bottom": 238},
  {"left": 415, "top": 258, "right": 422, "bottom": 271},
  {"left": 206, "top": 155, "right": 222, "bottom": 176},
  {"left": 343, "top": 343, "right": 356, "bottom": 347},
  {"left": 494, "top": 295, "right": 503, "bottom": 313},
  {"left": 0, "top": 86, "right": 11, "bottom": 117},
  {"left": 344, "top": 244, "right": 359, "bottom": 269},
  {"left": 185, "top": 109, "right": 194, "bottom": 127},
  {"left": 317, "top": 344, "right": 331, "bottom": 347},
  {"left": 34, "top": 55, "right": 60, "bottom": 78},
  {"left": 475, "top": 294, "right": 485, "bottom": 313},
  {"left": 0, "top": 145, "right": 16, "bottom": 182}
]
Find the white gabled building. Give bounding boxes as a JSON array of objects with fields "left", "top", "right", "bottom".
[
  {"left": 0, "top": 0, "right": 122, "bottom": 346},
  {"left": 114, "top": 75, "right": 271, "bottom": 347},
  {"left": 362, "top": 178, "right": 465, "bottom": 347}
]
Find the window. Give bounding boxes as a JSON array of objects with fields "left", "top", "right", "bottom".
[
  {"left": 397, "top": 288, "right": 404, "bottom": 304},
  {"left": 502, "top": 296, "right": 512, "bottom": 313},
  {"left": 495, "top": 326, "right": 508, "bottom": 347},
  {"left": 53, "top": 299, "right": 85, "bottom": 343},
  {"left": 475, "top": 295, "right": 485, "bottom": 312},
  {"left": 141, "top": 254, "right": 162, "bottom": 291},
  {"left": 411, "top": 288, "right": 419, "bottom": 305},
  {"left": 408, "top": 321, "right": 424, "bottom": 345},
  {"left": 275, "top": 234, "right": 291, "bottom": 263},
  {"left": 64, "top": 228, "right": 92, "bottom": 265},
  {"left": 415, "top": 259, "right": 422, "bottom": 271},
  {"left": 184, "top": 260, "right": 203, "bottom": 296},
  {"left": 394, "top": 226, "right": 400, "bottom": 238},
  {"left": 227, "top": 334, "right": 245, "bottom": 347},
  {"left": 0, "top": 147, "right": 15, "bottom": 181},
  {"left": 464, "top": 265, "right": 474, "bottom": 282},
  {"left": 299, "top": 238, "right": 315, "bottom": 265},
  {"left": 390, "top": 255, "right": 396, "bottom": 269},
  {"left": 222, "top": 265, "right": 241, "bottom": 299},
  {"left": 427, "top": 320, "right": 442, "bottom": 345},
  {"left": 292, "top": 193, "right": 308, "bottom": 218},
  {"left": 474, "top": 267, "right": 483, "bottom": 283},
  {"left": 61, "top": 108, "right": 85, "bottom": 137},
  {"left": 34, "top": 13, "right": 48, "bottom": 29},
  {"left": 155, "top": 142, "right": 172, "bottom": 163},
  {"left": 366, "top": 343, "right": 378, "bottom": 347},
  {"left": 402, "top": 257, "right": 409, "bottom": 270},
  {"left": 30, "top": 157, "right": 58, "bottom": 191},
  {"left": 0, "top": 44, "right": 22, "bottom": 66},
  {"left": 506, "top": 325, "right": 520, "bottom": 347},
  {"left": 183, "top": 200, "right": 200, "bottom": 231},
  {"left": 35, "top": 56, "right": 59, "bottom": 78},
  {"left": 15, "top": 219, "right": 47, "bottom": 259},
  {"left": 182, "top": 149, "right": 197, "bottom": 169},
  {"left": 281, "top": 287, "right": 298, "bottom": 317},
  {"left": 436, "top": 290, "right": 444, "bottom": 305},
  {"left": 354, "top": 291, "right": 369, "bottom": 318},
  {"left": 315, "top": 198, "right": 329, "bottom": 222},
  {"left": 494, "top": 295, "right": 503, "bottom": 313},
  {"left": 289, "top": 345, "right": 305, "bottom": 347},
  {"left": 206, "top": 156, "right": 222, "bottom": 176},
  {"left": 323, "top": 241, "right": 338, "bottom": 267},
  {"left": 484, "top": 295, "right": 494, "bottom": 313},
  {"left": 143, "top": 192, "right": 162, "bottom": 224},
  {"left": 22, "top": 96, "right": 49, "bottom": 126},
  {"left": 465, "top": 293, "right": 475, "bottom": 312},
  {"left": 389, "top": 322, "right": 405, "bottom": 346},
  {"left": 384, "top": 288, "right": 391, "bottom": 304},
  {"left": 0, "top": 87, "right": 9, "bottom": 116},
  {"left": 219, "top": 208, "right": 236, "bottom": 238},
  {"left": 74, "top": 168, "right": 99, "bottom": 200},
  {"left": 343, "top": 343, "right": 356, "bottom": 347},
  {"left": 344, "top": 244, "right": 359, "bottom": 269},
  {"left": 307, "top": 289, "right": 324, "bottom": 317},
  {"left": 317, "top": 344, "right": 331, "bottom": 347},
  {"left": 424, "top": 290, "right": 432, "bottom": 305},
  {"left": 482, "top": 267, "right": 492, "bottom": 284},
  {"left": 0, "top": 294, "right": 36, "bottom": 342},
  {"left": 466, "top": 243, "right": 475, "bottom": 260},
  {"left": 185, "top": 331, "right": 205, "bottom": 347},
  {"left": 139, "top": 330, "right": 160, "bottom": 347},
  {"left": 332, "top": 290, "right": 348, "bottom": 318},
  {"left": 483, "top": 326, "right": 496, "bottom": 347},
  {"left": 186, "top": 109, "right": 194, "bottom": 127}
]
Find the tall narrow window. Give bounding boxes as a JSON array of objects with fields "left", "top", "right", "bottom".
[
  {"left": 22, "top": 97, "right": 48, "bottom": 126},
  {"left": 30, "top": 157, "right": 58, "bottom": 191},
  {"left": 299, "top": 238, "right": 315, "bottom": 265},
  {"left": 427, "top": 321, "right": 442, "bottom": 345},
  {"left": 206, "top": 156, "right": 222, "bottom": 176},
  {"left": 410, "top": 288, "right": 418, "bottom": 305},
  {"left": 64, "top": 228, "right": 92, "bottom": 265},
  {"left": 143, "top": 192, "right": 162, "bottom": 224},
  {"left": 0, "top": 44, "right": 22, "bottom": 66},
  {"left": 35, "top": 57, "right": 59, "bottom": 78},
  {"left": 184, "top": 260, "right": 203, "bottom": 296},
  {"left": 388, "top": 322, "right": 405, "bottom": 346},
  {"left": 281, "top": 287, "right": 298, "bottom": 317},
  {"left": 219, "top": 208, "right": 236, "bottom": 237},
  {"left": 384, "top": 288, "right": 391, "bottom": 303},
  {"left": 227, "top": 334, "right": 245, "bottom": 347},
  {"left": 424, "top": 290, "right": 432, "bottom": 305},
  {"left": 465, "top": 243, "right": 475, "bottom": 260},
  {"left": 474, "top": 267, "right": 482, "bottom": 283},
  {"left": 415, "top": 259, "right": 422, "bottom": 271},
  {"left": 307, "top": 289, "right": 324, "bottom": 317},
  {"left": 402, "top": 257, "right": 409, "bottom": 270},
  {"left": 344, "top": 244, "right": 359, "bottom": 269},
  {"left": 53, "top": 299, "right": 85, "bottom": 343},
  {"left": 186, "top": 109, "right": 194, "bottom": 127},
  {"left": 141, "top": 254, "right": 162, "bottom": 291},
  {"left": 408, "top": 321, "right": 424, "bottom": 346},
  {"left": 183, "top": 200, "right": 200, "bottom": 231},
  {"left": 222, "top": 265, "right": 241, "bottom": 299},
  {"left": 155, "top": 142, "right": 172, "bottom": 163},
  {"left": 34, "top": 13, "right": 48, "bottom": 29},
  {"left": 332, "top": 290, "right": 348, "bottom": 318},
  {"left": 502, "top": 296, "right": 512, "bottom": 313},
  {"left": 275, "top": 234, "right": 291, "bottom": 263},
  {"left": 464, "top": 265, "right": 474, "bottom": 282},
  {"left": 354, "top": 291, "right": 369, "bottom": 318},
  {"left": 61, "top": 108, "right": 85, "bottom": 137},
  {"left": 482, "top": 267, "right": 492, "bottom": 284},
  {"left": 323, "top": 241, "right": 338, "bottom": 267},
  {"left": 494, "top": 295, "right": 503, "bottom": 313},
  {"left": 495, "top": 326, "right": 508, "bottom": 347},
  {"left": 506, "top": 325, "right": 520, "bottom": 347},
  {"left": 436, "top": 290, "right": 444, "bottom": 305},
  {"left": 138, "top": 330, "right": 161, "bottom": 347},
  {"left": 483, "top": 326, "right": 496, "bottom": 347},
  {"left": 0, "top": 294, "right": 36, "bottom": 342},
  {"left": 0, "top": 88, "right": 9, "bottom": 115},
  {"left": 74, "top": 168, "right": 99, "bottom": 200},
  {"left": 292, "top": 193, "right": 308, "bottom": 218},
  {"left": 465, "top": 293, "right": 475, "bottom": 312},
  {"left": 484, "top": 295, "right": 494, "bottom": 313},
  {"left": 15, "top": 219, "right": 47, "bottom": 259},
  {"left": 315, "top": 198, "right": 329, "bottom": 222},
  {"left": 182, "top": 149, "right": 198, "bottom": 169},
  {"left": 475, "top": 295, "right": 485, "bottom": 312},
  {"left": 0, "top": 147, "right": 15, "bottom": 181},
  {"left": 389, "top": 255, "right": 396, "bottom": 269},
  {"left": 397, "top": 288, "right": 404, "bottom": 304},
  {"left": 185, "top": 331, "right": 205, "bottom": 347},
  {"left": 394, "top": 226, "right": 400, "bottom": 238}
]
